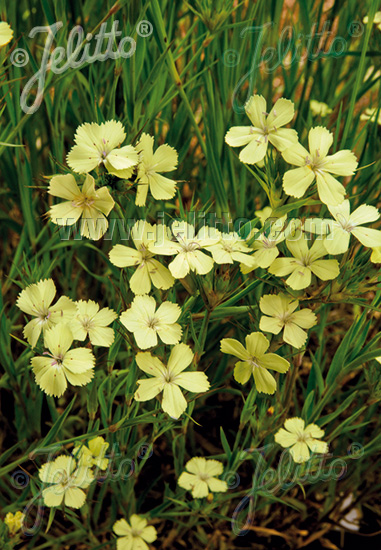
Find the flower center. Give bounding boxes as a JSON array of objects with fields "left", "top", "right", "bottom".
[
  {"left": 147, "top": 316, "right": 159, "bottom": 330},
  {"left": 72, "top": 195, "right": 95, "bottom": 208},
  {"left": 82, "top": 315, "right": 93, "bottom": 331},
  {"left": 198, "top": 472, "right": 210, "bottom": 481},
  {"left": 249, "top": 357, "right": 261, "bottom": 369}
]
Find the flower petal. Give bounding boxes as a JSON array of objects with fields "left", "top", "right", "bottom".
[
  {"left": 220, "top": 338, "right": 250, "bottom": 360},
  {"left": 162, "top": 383, "right": 187, "bottom": 419}
]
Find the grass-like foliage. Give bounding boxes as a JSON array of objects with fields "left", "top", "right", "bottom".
[{"left": 0, "top": 0, "right": 380, "bottom": 549}]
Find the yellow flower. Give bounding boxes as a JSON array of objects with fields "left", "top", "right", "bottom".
[
  {"left": 268, "top": 237, "right": 340, "bottom": 290},
  {"left": 241, "top": 216, "right": 288, "bottom": 272},
  {"left": 259, "top": 294, "right": 317, "bottom": 348},
  {"left": 4, "top": 511, "right": 24, "bottom": 536},
  {"left": 363, "top": 12, "right": 381, "bottom": 31},
  {"left": 73, "top": 436, "right": 109, "bottom": 470},
  {"left": 48, "top": 173, "right": 115, "bottom": 240},
  {"left": 120, "top": 295, "right": 182, "bottom": 350},
  {"left": 113, "top": 515, "right": 157, "bottom": 550},
  {"left": 38, "top": 455, "right": 94, "bottom": 508},
  {"left": 310, "top": 100, "right": 332, "bottom": 117},
  {"left": 220, "top": 332, "right": 290, "bottom": 394},
  {"left": 16, "top": 278, "right": 76, "bottom": 348},
  {"left": 204, "top": 231, "right": 256, "bottom": 268},
  {"left": 109, "top": 220, "right": 175, "bottom": 294},
  {"left": 282, "top": 126, "right": 358, "bottom": 206},
  {"left": 149, "top": 221, "right": 217, "bottom": 279},
  {"left": 31, "top": 324, "right": 95, "bottom": 397},
  {"left": 0, "top": 22, "right": 13, "bottom": 47},
  {"left": 360, "top": 108, "right": 381, "bottom": 126},
  {"left": 275, "top": 417, "right": 328, "bottom": 463},
  {"left": 71, "top": 300, "right": 117, "bottom": 347},
  {"left": 134, "top": 343, "right": 210, "bottom": 419},
  {"left": 323, "top": 200, "right": 381, "bottom": 255},
  {"left": 225, "top": 95, "right": 298, "bottom": 164},
  {"left": 135, "top": 133, "right": 178, "bottom": 206},
  {"left": 370, "top": 247, "right": 381, "bottom": 263},
  {"left": 254, "top": 206, "right": 273, "bottom": 226},
  {"left": 178, "top": 457, "right": 228, "bottom": 498},
  {"left": 67, "top": 120, "right": 138, "bottom": 178}
]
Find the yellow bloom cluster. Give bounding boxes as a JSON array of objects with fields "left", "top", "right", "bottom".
[
  {"left": 16, "top": 278, "right": 117, "bottom": 397},
  {"left": 37, "top": 436, "right": 108, "bottom": 508}
]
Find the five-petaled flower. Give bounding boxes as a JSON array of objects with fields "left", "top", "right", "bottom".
[
  {"left": 268, "top": 237, "right": 340, "bottom": 290},
  {"left": 120, "top": 295, "right": 182, "bottom": 349},
  {"left": 113, "top": 515, "right": 157, "bottom": 550},
  {"left": 31, "top": 324, "right": 95, "bottom": 397},
  {"left": 135, "top": 133, "right": 178, "bottom": 206},
  {"left": 204, "top": 231, "right": 257, "bottom": 269},
  {"left": 38, "top": 455, "right": 94, "bottom": 508},
  {"left": 178, "top": 457, "right": 228, "bottom": 498},
  {"left": 67, "top": 120, "right": 138, "bottom": 178},
  {"left": 275, "top": 417, "right": 329, "bottom": 463},
  {"left": 16, "top": 278, "right": 76, "bottom": 348},
  {"left": 71, "top": 299, "right": 117, "bottom": 347},
  {"left": 322, "top": 200, "right": 381, "bottom": 255},
  {"left": 149, "top": 221, "right": 218, "bottom": 279},
  {"left": 109, "top": 220, "right": 175, "bottom": 294},
  {"left": 225, "top": 94, "right": 298, "bottom": 164},
  {"left": 282, "top": 126, "right": 358, "bottom": 206},
  {"left": 48, "top": 173, "right": 115, "bottom": 240},
  {"left": 220, "top": 332, "right": 290, "bottom": 394},
  {"left": 134, "top": 343, "right": 210, "bottom": 419},
  {"left": 259, "top": 294, "right": 317, "bottom": 348}
]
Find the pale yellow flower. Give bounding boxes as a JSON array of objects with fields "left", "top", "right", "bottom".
[
  {"left": 16, "top": 278, "right": 76, "bottom": 348},
  {"left": 48, "top": 173, "right": 115, "bottom": 240},
  {"left": 178, "top": 457, "right": 228, "bottom": 498},
  {"left": 113, "top": 515, "right": 157, "bottom": 550},
  {"left": 363, "top": 12, "right": 381, "bottom": 31},
  {"left": 39, "top": 455, "right": 93, "bottom": 508},
  {"left": 135, "top": 133, "right": 178, "bottom": 206},
  {"left": 360, "top": 108, "right": 381, "bottom": 125},
  {"left": 31, "top": 324, "right": 95, "bottom": 397},
  {"left": 120, "top": 295, "right": 182, "bottom": 349},
  {"left": 275, "top": 417, "right": 328, "bottom": 463},
  {"left": 134, "top": 343, "right": 210, "bottom": 419},
  {"left": 310, "top": 100, "right": 332, "bottom": 117},
  {"left": 241, "top": 216, "right": 288, "bottom": 272},
  {"left": 323, "top": 200, "right": 381, "bottom": 255},
  {"left": 282, "top": 126, "right": 358, "bottom": 206},
  {"left": 71, "top": 300, "right": 117, "bottom": 347},
  {"left": 259, "top": 294, "right": 317, "bottom": 348},
  {"left": 268, "top": 237, "right": 340, "bottom": 290},
  {"left": 149, "top": 221, "right": 217, "bottom": 279},
  {"left": 4, "top": 511, "right": 24, "bottom": 536},
  {"left": 220, "top": 332, "right": 290, "bottom": 394},
  {"left": 109, "top": 220, "right": 175, "bottom": 294},
  {"left": 67, "top": 120, "right": 138, "bottom": 178},
  {"left": 204, "top": 231, "right": 256, "bottom": 268},
  {"left": 73, "top": 436, "right": 109, "bottom": 470},
  {"left": 0, "top": 22, "right": 13, "bottom": 47},
  {"left": 225, "top": 95, "right": 298, "bottom": 164}
]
